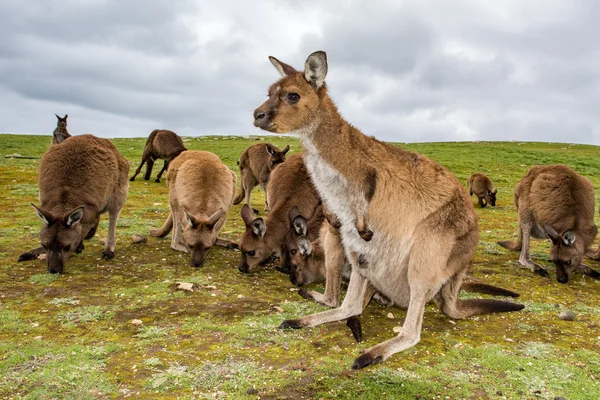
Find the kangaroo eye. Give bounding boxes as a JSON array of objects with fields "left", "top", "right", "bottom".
[
  {"left": 565, "top": 260, "right": 572, "bottom": 265},
  {"left": 247, "top": 250, "right": 255, "bottom": 257},
  {"left": 290, "top": 249, "right": 297, "bottom": 255},
  {"left": 287, "top": 93, "right": 300, "bottom": 104}
]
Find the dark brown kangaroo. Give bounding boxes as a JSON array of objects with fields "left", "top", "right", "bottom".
[
  {"left": 253, "top": 50, "right": 523, "bottom": 369},
  {"left": 498, "top": 164, "right": 600, "bottom": 283},
  {"left": 52, "top": 114, "right": 71, "bottom": 145},
  {"left": 18, "top": 135, "right": 129, "bottom": 273},
  {"left": 233, "top": 143, "right": 290, "bottom": 214},
  {"left": 130, "top": 129, "right": 187, "bottom": 183},
  {"left": 238, "top": 153, "right": 320, "bottom": 273},
  {"left": 468, "top": 173, "right": 497, "bottom": 208}
]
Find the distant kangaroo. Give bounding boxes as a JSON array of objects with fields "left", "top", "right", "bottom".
[
  {"left": 253, "top": 50, "right": 524, "bottom": 369},
  {"left": 498, "top": 164, "right": 600, "bottom": 283},
  {"left": 233, "top": 143, "right": 290, "bottom": 214},
  {"left": 18, "top": 135, "right": 129, "bottom": 273},
  {"left": 130, "top": 129, "right": 187, "bottom": 183},
  {"left": 52, "top": 114, "right": 71, "bottom": 145},
  {"left": 150, "top": 151, "right": 237, "bottom": 267},
  {"left": 468, "top": 173, "right": 497, "bottom": 208},
  {"left": 238, "top": 152, "right": 320, "bottom": 273}
]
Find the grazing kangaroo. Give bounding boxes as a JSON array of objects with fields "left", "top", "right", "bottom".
[
  {"left": 468, "top": 173, "right": 497, "bottom": 208},
  {"left": 233, "top": 143, "right": 290, "bottom": 214},
  {"left": 52, "top": 114, "right": 71, "bottom": 145},
  {"left": 130, "top": 129, "right": 187, "bottom": 183},
  {"left": 18, "top": 135, "right": 129, "bottom": 273},
  {"left": 150, "top": 151, "right": 237, "bottom": 267},
  {"left": 498, "top": 164, "right": 600, "bottom": 283},
  {"left": 238, "top": 153, "right": 320, "bottom": 273},
  {"left": 253, "top": 50, "right": 524, "bottom": 369}
]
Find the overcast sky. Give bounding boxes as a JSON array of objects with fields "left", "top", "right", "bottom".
[{"left": 2, "top": 0, "right": 600, "bottom": 144}]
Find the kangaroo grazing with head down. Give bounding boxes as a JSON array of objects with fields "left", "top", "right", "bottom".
[
  {"left": 253, "top": 50, "right": 524, "bottom": 369},
  {"left": 234, "top": 143, "right": 290, "bottom": 214},
  {"left": 18, "top": 135, "right": 129, "bottom": 274},
  {"left": 498, "top": 164, "right": 600, "bottom": 283},
  {"left": 149, "top": 151, "right": 237, "bottom": 268},
  {"left": 52, "top": 114, "right": 71, "bottom": 145},
  {"left": 468, "top": 173, "right": 497, "bottom": 208},
  {"left": 130, "top": 129, "right": 187, "bottom": 183},
  {"left": 238, "top": 152, "right": 321, "bottom": 273}
]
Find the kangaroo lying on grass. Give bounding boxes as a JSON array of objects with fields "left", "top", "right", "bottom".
[
  {"left": 52, "top": 114, "right": 71, "bottom": 145},
  {"left": 19, "top": 135, "right": 129, "bottom": 273},
  {"left": 498, "top": 164, "right": 600, "bottom": 283},
  {"left": 234, "top": 143, "right": 290, "bottom": 214},
  {"left": 468, "top": 173, "right": 497, "bottom": 208},
  {"left": 150, "top": 151, "right": 237, "bottom": 267},
  {"left": 130, "top": 129, "right": 187, "bottom": 183},
  {"left": 238, "top": 152, "right": 320, "bottom": 273},
  {"left": 252, "top": 50, "right": 524, "bottom": 369}
]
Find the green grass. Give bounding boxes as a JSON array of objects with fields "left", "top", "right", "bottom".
[{"left": 1, "top": 134, "right": 600, "bottom": 399}]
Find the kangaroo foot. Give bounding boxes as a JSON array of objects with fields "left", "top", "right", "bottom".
[
  {"left": 279, "top": 319, "right": 304, "bottom": 329},
  {"left": 346, "top": 316, "right": 362, "bottom": 342},
  {"left": 102, "top": 250, "right": 115, "bottom": 260},
  {"left": 18, "top": 247, "right": 45, "bottom": 262},
  {"left": 352, "top": 353, "right": 383, "bottom": 370}
]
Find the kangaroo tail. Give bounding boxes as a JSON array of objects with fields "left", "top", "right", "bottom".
[
  {"left": 150, "top": 212, "right": 173, "bottom": 237},
  {"left": 450, "top": 298, "right": 525, "bottom": 318},
  {"left": 497, "top": 240, "right": 522, "bottom": 251},
  {"left": 461, "top": 281, "right": 520, "bottom": 298}
]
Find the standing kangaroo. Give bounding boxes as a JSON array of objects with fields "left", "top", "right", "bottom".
[
  {"left": 130, "top": 129, "right": 187, "bottom": 183},
  {"left": 468, "top": 173, "right": 497, "bottom": 208},
  {"left": 498, "top": 164, "right": 600, "bottom": 283},
  {"left": 233, "top": 143, "right": 290, "bottom": 214},
  {"left": 238, "top": 153, "right": 320, "bottom": 273},
  {"left": 19, "top": 135, "right": 129, "bottom": 273},
  {"left": 52, "top": 114, "right": 71, "bottom": 145},
  {"left": 253, "top": 51, "right": 523, "bottom": 369},
  {"left": 150, "top": 151, "right": 237, "bottom": 267}
]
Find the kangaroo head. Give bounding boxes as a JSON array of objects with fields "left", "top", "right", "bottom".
[
  {"left": 486, "top": 189, "right": 497, "bottom": 207},
  {"left": 181, "top": 208, "right": 224, "bottom": 268},
  {"left": 32, "top": 204, "right": 83, "bottom": 274},
  {"left": 544, "top": 224, "right": 584, "bottom": 283},
  {"left": 238, "top": 204, "right": 274, "bottom": 273},
  {"left": 254, "top": 51, "right": 328, "bottom": 134},
  {"left": 55, "top": 114, "right": 68, "bottom": 129},
  {"left": 265, "top": 144, "right": 290, "bottom": 170}
]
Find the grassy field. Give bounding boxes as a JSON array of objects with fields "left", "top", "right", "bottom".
[{"left": 1, "top": 134, "right": 600, "bottom": 399}]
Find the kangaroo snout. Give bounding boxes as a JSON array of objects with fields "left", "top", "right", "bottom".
[{"left": 253, "top": 109, "right": 269, "bottom": 128}]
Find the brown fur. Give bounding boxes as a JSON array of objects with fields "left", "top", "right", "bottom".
[
  {"left": 52, "top": 114, "right": 71, "bottom": 145},
  {"left": 130, "top": 129, "right": 187, "bottom": 183},
  {"left": 149, "top": 151, "right": 237, "bottom": 267},
  {"left": 233, "top": 143, "right": 290, "bottom": 213},
  {"left": 20, "top": 135, "right": 129, "bottom": 273},
  {"left": 498, "top": 164, "right": 600, "bottom": 283},
  {"left": 254, "top": 51, "right": 523, "bottom": 369},
  {"left": 468, "top": 173, "right": 497, "bottom": 208},
  {"left": 238, "top": 153, "right": 320, "bottom": 273}
]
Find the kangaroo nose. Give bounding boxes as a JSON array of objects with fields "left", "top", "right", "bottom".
[
  {"left": 557, "top": 275, "right": 568, "bottom": 284},
  {"left": 254, "top": 109, "right": 266, "bottom": 121}
]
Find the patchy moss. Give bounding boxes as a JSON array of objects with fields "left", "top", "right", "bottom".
[{"left": 2, "top": 135, "right": 600, "bottom": 399}]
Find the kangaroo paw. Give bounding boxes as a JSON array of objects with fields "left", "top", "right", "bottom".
[
  {"left": 352, "top": 353, "right": 383, "bottom": 370},
  {"left": 75, "top": 242, "right": 85, "bottom": 254},
  {"left": 279, "top": 319, "right": 304, "bottom": 329},
  {"left": 102, "top": 250, "right": 115, "bottom": 260}
]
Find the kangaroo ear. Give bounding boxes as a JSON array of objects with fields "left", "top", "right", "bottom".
[
  {"left": 241, "top": 204, "right": 255, "bottom": 227},
  {"left": 269, "top": 56, "right": 298, "bottom": 78},
  {"left": 55, "top": 114, "right": 60, "bottom": 120},
  {"left": 32, "top": 204, "right": 54, "bottom": 225},
  {"left": 65, "top": 206, "right": 84, "bottom": 227},
  {"left": 293, "top": 215, "right": 308, "bottom": 236},
  {"left": 562, "top": 230, "right": 576, "bottom": 246},
  {"left": 297, "top": 236, "right": 313, "bottom": 257},
  {"left": 304, "top": 51, "right": 328, "bottom": 89},
  {"left": 265, "top": 144, "right": 276, "bottom": 156},
  {"left": 281, "top": 145, "right": 290, "bottom": 155},
  {"left": 252, "top": 218, "right": 266, "bottom": 238},
  {"left": 206, "top": 208, "right": 225, "bottom": 230},
  {"left": 183, "top": 208, "right": 198, "bottom": 228},
  {"left": 544, "top": 224, "right": 560, "bottom": 244},
  {"left": 492, "top": 189, "right": 497, "bottom": 194}
]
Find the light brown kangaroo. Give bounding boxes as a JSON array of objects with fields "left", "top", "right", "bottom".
[
  {"left": 498, "top": 164, "right": 600, "bottom": 283},
  {"left": 130, "top": 129, "right": 187, "bottom": 183},
  {"left": 468, "top": 173, "right": 497, "bottom": 208},
  {"left": 233, "top": 143, "right": 290, "bottom": 214},
  {"left": 253, "top": 50, "right": 524, "bottom": 369},
  {"left": 150, "top": 151, "right": 237, "bottom": 267},
  {"left": 52, "top": 114, "right": 71, "bottom": 145},
  {"left": 18, "top": 135, "right": 129, "bottom": 273},
  {"left": 238, "top": 152, "right": 320, "bottom": 273}
]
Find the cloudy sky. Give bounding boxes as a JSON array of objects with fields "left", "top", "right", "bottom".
[{"left": 2, "top": 0, "right": 600, "bottom": 144}]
